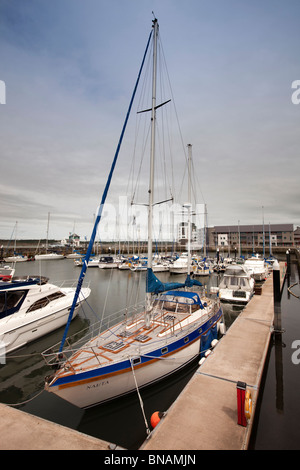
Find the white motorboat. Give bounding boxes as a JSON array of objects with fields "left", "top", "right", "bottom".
[
  {"left": 152, "top": 262, "right": 170, "bottom": 272},
  {"left": 98, "top": 255, "right": 118, "bottom": 269},
  {"left": 0, "top": 265, "right": 15, "bottom": 282},
  {"left": 218, "top": 264, "right": 255, "bottom": 304},
  {"left": 4, "top": 254, "right": 28, "bottom": 263},
  {"left": 35, "top": 253, "right": 64, "bottom": 261},
  {"left": 244, "top": 254, "right": 269, "bottom": 281},
  {"left": 0, "top": 275, "right": 91, "bottom": 354},
  {"left": 43, "top": 18, "right": 224, "bottom": 409},
  {"left": 169, "top": 253, "right": 189, "bottom": 274}
]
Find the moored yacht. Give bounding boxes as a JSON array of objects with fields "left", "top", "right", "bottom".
[
  {"left": 244, "top": 254, "right": 269, "bottom": 281},
  {"left": 42, "top": 18, "right": 224, "bottom": 409},
  {"left": 0, "top": 275, "right": 90, "bottom": 354},
  {"left": 98, "top": 255, "right": 118, "bottom": 269},
  {"left": 169, "top": 253, "right": 189, "bottom": 274},
  {"left": 218, "top": 264, "right": 255, "bottom": 304},
  {"left": 35, "top": 253, "right": 64, "bottom": 261}
]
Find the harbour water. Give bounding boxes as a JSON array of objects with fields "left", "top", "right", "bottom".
[
  {"left": 250, "top": 260, "right": 300, "bottom": 450},
  {"left": 0, "top": 257, "right": 299, "bottom": 449}
]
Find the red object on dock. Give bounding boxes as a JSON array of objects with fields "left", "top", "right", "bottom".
[{"left": 237, "top": 381, "right": 247, "bottom": 427}]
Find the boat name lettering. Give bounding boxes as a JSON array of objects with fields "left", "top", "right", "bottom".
[{"left": 87, "top": 380, "right": 109, "bottom": 390}]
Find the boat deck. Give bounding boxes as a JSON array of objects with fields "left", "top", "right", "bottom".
[{"left": 48, "top": 296, "right": 216, "bottom": 379}]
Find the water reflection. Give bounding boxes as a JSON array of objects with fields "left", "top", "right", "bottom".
[{"left": 250, "top": 261, "right": 300, "bottom": 450}]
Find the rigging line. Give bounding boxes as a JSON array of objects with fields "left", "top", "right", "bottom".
[
  {"left": 191, "top": 156, "right": 206, "bottom": 205},
  {"left": 157, "top": 41, "right": 170, "bottom": 200},
  {"left": 99, "top": 266, "right": 114, "bottom": 334},
  {"left": 158, "top": 30, "right": 188, "bottom": 169},
  {"left": 130, "top": 358, "right": 151, "bottom": 436},
  {"left": 128, "top": 43, "right": 152, "bottom": 202},
  {"left": 130, "top": 122, "right": 151, "bottom": 205},
  {"left": 58, "top": 28, "right": 153, "bottom": 353},
  {"left": 5, "top": 351, "right": 46, "bottom": 359},
  {"left": 4, "top": 388, "right": 44, "bottom": 407}
]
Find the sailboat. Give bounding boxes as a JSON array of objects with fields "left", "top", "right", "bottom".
[
  {"left": 42, "top": 18, "right": 224, "bottom": 409},
  {"left": 4, "top": 222, "right": 28, "bottom": 262},
  {"left": 35, "top": 213, "right": 64, "bottom": 260}
]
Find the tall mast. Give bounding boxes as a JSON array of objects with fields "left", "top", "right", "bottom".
[
  {"left": 46, "top": 212, "right": 50, "bottom": 252},
  {"left": 187, "top": 144, "right": 192, "bottom": 277},
  {"left": 146, "top": 18, "right": 158, "bottom": 316}
]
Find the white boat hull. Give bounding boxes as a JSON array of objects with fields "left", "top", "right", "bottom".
[
  {"left": 45, "top": 304, "right": 223, "bottom": 409},
  {"left": 118, "top": 264, "right": 131, "bottom": 270},
  {"left": 169, "top": 267, "right": 188, "bottom": 274},
  {"left": 152, "top": 264, "right": 169, "bottom": 272},
  {"left": 47, "top": 337, "right": 201, "bottom": 408},
  {"left": 35, "top": 254, "right": 64, "bottom": 260},
  {"left": 219, "top": 289, "right": 253, "bottom": 304},
  {"left": 0, "top": 288, "right": 90, "bottom": 354},
  {"left": 98, "top": 263, "right": 117, "bottom": 269},
  {"left": 4, "top": 256, "right": 28, "bottom": 262}
]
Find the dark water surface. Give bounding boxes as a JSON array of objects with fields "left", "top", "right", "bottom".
[
  {"left": 250, "top": 261, "right": 300, "bottom": 450},
  {"left": 1, "top": 258, "right": 299, "bottom": 449}
]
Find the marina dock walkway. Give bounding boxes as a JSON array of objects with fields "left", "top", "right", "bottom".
[
  {"left": 141, "top": 263, "right": 285, "bottom": 450},
  {"left": 0, "top": 402, "right": 113, "bottom": 450}
]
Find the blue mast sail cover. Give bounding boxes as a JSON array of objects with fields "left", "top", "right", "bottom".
[
  {"left": 146, "top": 270, "right": 203, "bottom": 294},
  {"left": 59, "top": 29, "right": 153, "bottom": 353},
  {"left": 146, "top": 268, "right": 185, "bottom": 294},
  {"left": 185, "top": 275, "right": 202, "bottom": 288}
]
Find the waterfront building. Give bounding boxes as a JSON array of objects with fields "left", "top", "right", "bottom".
[{"left": 209, "top": 224, "right": 295, "bottom": 250}]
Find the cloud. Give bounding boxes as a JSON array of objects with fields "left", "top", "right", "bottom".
[{"left": 1, "top": 0, "right": 300, "bottom": 240}]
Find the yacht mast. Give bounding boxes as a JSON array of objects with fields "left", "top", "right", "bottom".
[
  {"left": 46, "top": 212, "right": 50, "bottom": 252},
  {"left": 187, "top": 144, "right": 192, "bottom": 277},
  {"left": 146, "top": 18, "right": 158, "bottom": 317}
]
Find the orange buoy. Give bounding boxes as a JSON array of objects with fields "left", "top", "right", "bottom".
[{"left": 150, "top": 411, "right": 163, "bottom": 429}]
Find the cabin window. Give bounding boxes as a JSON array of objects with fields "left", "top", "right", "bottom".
[
  {"left": 184, "top": 336, "right": 189, "bottom": 344},
  {"left": 161, "top": 347, "right": 168, "bottom": 354},
  {"left": 153, "top": 296, "right": 200, "bottom": 314},
  {"left": 26, "top": 291, "right": 65, "bottom": 313},
  {"left": 0, "top": 290, "right": 27, "bottom": 318}
]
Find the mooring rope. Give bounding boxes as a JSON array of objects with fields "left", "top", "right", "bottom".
[
  {"left": 288, "top": 282, "right": 300, "bottom": 299},
  {"left": 2, "top": 388, "right": 44, "bottom": 407},
  {"left": 130, "top": 358, "right": 151, "bottom": 436}
]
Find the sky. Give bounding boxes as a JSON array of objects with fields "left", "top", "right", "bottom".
[{"left": 1, "top": 0, "right": 300, "bottom": 241}]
